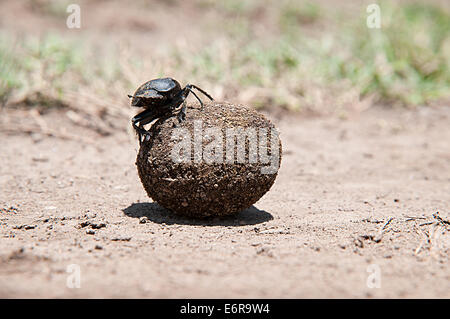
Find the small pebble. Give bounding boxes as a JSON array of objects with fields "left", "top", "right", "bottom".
[
  {"left": 84, "top": 211, "right": 97, "bottom": 219},
  {"left": 90, "top": 222, "right": 107, "bottom": 229},
  {"left": 111, "top": 236, "right": 131, "bottom": 242},
  {"left": 139, "top": 216, "right": 148, "bottom": 224}
]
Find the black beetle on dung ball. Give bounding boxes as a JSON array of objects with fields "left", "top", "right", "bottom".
[
  {"left": 128, "top": 77, "right": 214, "bottom": 143},
  {"left": 129, "top": 79, "right": 282, "bottom": 218}
]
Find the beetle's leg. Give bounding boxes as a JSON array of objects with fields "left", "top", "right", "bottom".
[
  {"left": 132, "top": 120, "right": 149, "bottom": 143},
  {"left": 138, "top": 123, "right": 152, "bottom": 143},
  {"left": 132, "top": 108, "right": 156, "bottom": 143},
  {"left": 184, "top": 84, "right": 214, "bottom": 110},
  {"left": 189, "top": 89, "right": 204, "bottom": 110},
  {"left": 165, "top": 99, "right": 185, "bottom": 127},
  {"left": 188, "top": 85, "right": 214, "bottom": 101},
  {"left": 177, "top": 101, "right": 187, "bottom": 123}
]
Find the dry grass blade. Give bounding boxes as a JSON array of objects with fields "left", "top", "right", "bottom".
[
  {"left": 432, "top": 212, "right": 450, "bottom": 230},
  {"left": 413, "top": 212, "right": 449, "bottom": 258},
  {"left": 414, "top": 226, "right": 430, "bottom": 256}
]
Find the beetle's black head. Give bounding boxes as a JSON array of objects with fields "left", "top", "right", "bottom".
[
  {"left": 129, "top": 88, "right": 166, "bottom": 108},
  {"left": 130, "top": 95, "right": 151, "bottom": 107}
]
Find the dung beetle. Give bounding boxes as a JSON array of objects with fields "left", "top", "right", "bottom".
[{"left": 128, "top": 78, "right": 213, "bottom": 143}]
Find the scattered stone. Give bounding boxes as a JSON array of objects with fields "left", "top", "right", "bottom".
[
  {"left": 258, "top": 228, "right": 290, "bottom": 235},
  {"left": 256, "top": 247, "right": 274, "bottom": 257},
  {"left": 86, "top": 229, "right": 95, "bottom": 235},
  {"left": 111, "top": 236, "right": 132, "bottom": 242},
  {"left": 139, "top": 216, "right": 149, "bottom": 224},
  {"left": 0, "top": 206, "right": 19, "bottom": 214},
  {"left": 354, "top": 238, "right": 364, "bottom": 248},
  {"left": 78, "top": 220, "right": 107, "bottom": 229},
  {"left": 13, "top": 224, "right": 36, "bottom": 230},
  {"left": 84, "top": 211, "right": 97, "bottom": 219},
  {"left": 90, "top": 222, "right": 107, "bottom": 229},
  {"left": 78, "top": 221, "right": 91, "bottom": 228},
  {"left": 32, "top": 156, "right": 49, "bottom": 162}
]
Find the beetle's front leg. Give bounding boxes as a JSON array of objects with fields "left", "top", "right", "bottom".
[
  {"left": 139, "top": 123, "right": 153, "bottom": 143},
  {"left": 177, "top": 102, "right": 187, "bottom": 123},
  {"left": 132, "top": 108, "right": 156, "bottom": 143},
  {"left": 132, "top": 119, "right": 149, "bottom": 143},
  {"left": 184, "top": 84, "right": 214, "bottom": 110},
  {"left": 166, "top": 97, "right": 186, "bottom": 127}
]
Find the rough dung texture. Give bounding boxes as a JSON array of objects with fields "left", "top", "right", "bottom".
[{"left": 136, "top": 101, "right": 282, "bottom": 218}]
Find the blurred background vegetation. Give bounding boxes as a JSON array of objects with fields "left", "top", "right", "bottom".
[{"left": 0, "top": 0, "right": 449, "bottom": 124}]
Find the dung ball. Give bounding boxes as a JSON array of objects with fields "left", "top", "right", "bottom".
[{"left": 136, "top": 101, "right": 282, "bottom": 218}]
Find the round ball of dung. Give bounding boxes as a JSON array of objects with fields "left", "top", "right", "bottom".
[{"left": 136, "top": 101, "right": 282, "bottom": 218}]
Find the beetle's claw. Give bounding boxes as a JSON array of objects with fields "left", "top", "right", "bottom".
[
  {"left": 137, "top": 131, "right": 152, "bottom": 145},
  {"left": 177, "top": 112, "right": 186, "bottom": 123},
  {"left": 133, "top": 122, "right": 152, "bottom": 144},
  {"left": 143, "top": 132, "right": 152, "bottom": 142}
]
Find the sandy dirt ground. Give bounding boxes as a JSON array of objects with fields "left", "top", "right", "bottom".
[{"left": 0, "top": 105, "right": 449, "bottom": 298}]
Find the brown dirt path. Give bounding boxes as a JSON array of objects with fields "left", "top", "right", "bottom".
[{"left": 0, "top": 105, "right": 449, "bottom": 298}]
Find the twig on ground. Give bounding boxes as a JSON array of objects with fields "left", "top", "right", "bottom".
[
  {"left": 414, "top": 226, "right": 430, "bottom": 256},
  {"left": 372, "top": 217, "right": 394, "bottom": 243},
  {"left": 414, "top": 212, "right": 449, "bottom": 257},
  {"left": 381, "top": 217, "right": 394, "bottom": 230},
  {"left": 433, "top": 212, "right": 450, "bottom": 230},
  {"left": 419, "top": 222, "right": 434, "bottom": 226},
  {"left": 404, "top": 215, "right": 427, "bottom": 222}
]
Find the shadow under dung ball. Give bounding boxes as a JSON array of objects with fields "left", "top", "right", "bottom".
[{"left": 136, "top": 101, "right": 282, "bottom": 218}]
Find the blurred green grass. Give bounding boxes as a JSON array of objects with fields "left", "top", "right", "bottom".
[
  {"left": 1, "top": 0, "right": 449, "bottom": 115},
  {"left": 332, "top": 2, "right": 450, "bottom": 106}
]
